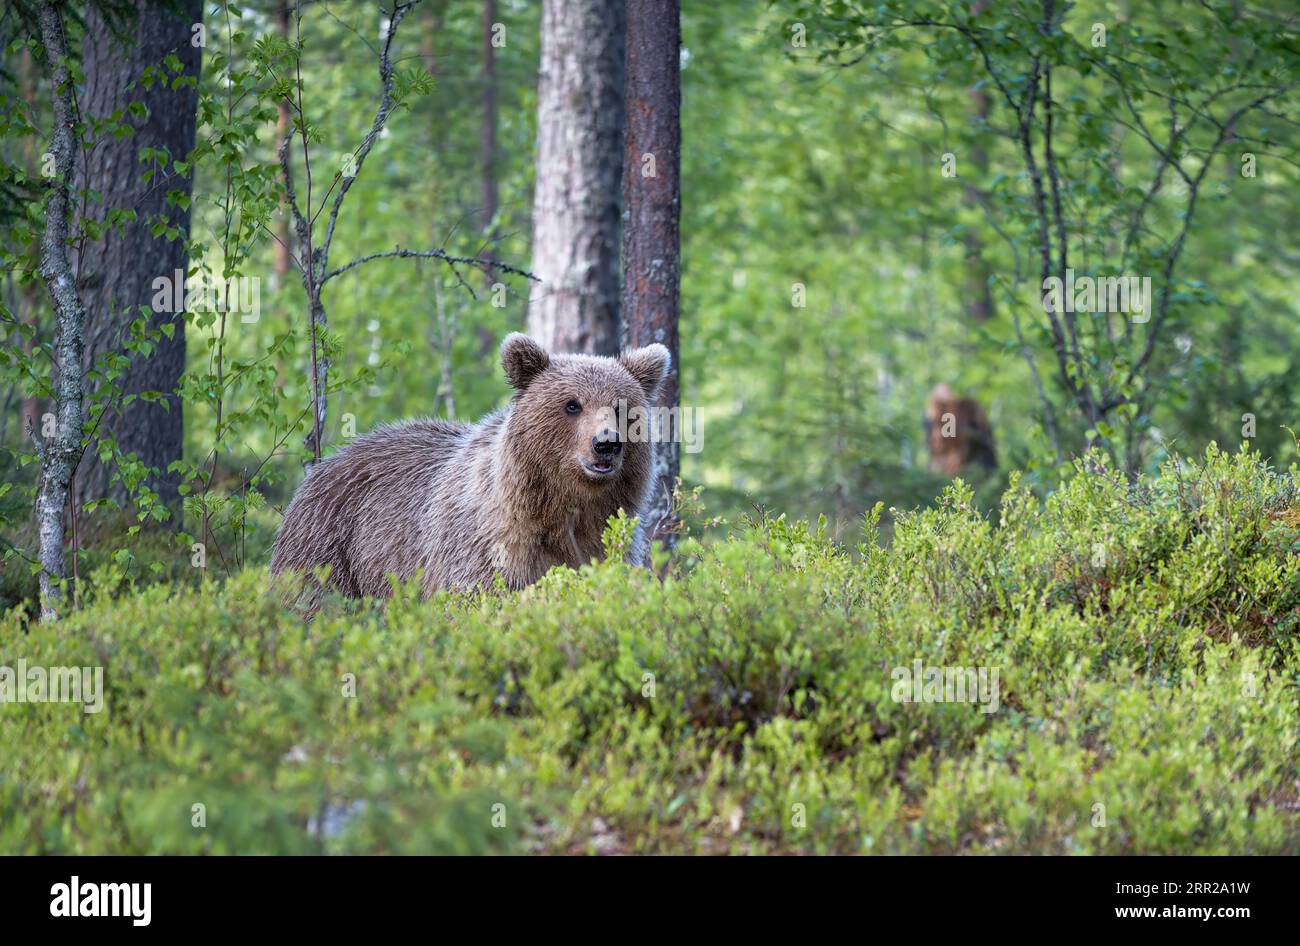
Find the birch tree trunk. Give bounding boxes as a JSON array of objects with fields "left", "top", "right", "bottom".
[
  {"left": 622, "top": 0, "right": 681, "bottom": 545},
  {"left": 34, "top": 1, "right": 87, "bottom": 621},
  {"left": 274, "top": 1, "right": 294, "bottom": 282},
  {"left": 527, "top": 0, "right": 625, "bottom": 355},
  {"left": 480, "top": 0, "right": 499, "bottom": 237},
  {"left": 962, "top": 0, "right": 995, "bottom": 323}
]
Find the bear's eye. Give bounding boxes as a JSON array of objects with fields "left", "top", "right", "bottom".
[{"left": 564, "top": 399, "right": 582, "bottom": 415}]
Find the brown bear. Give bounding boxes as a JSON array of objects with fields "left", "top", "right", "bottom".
[
  {"left": 270, "top": 333, "right": 670, "bottom": 597},
  {"left": 923, "top": 383, "right": 997, "bottom": 477}
]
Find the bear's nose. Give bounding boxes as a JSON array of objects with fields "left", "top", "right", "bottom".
[{"left": 593, "top": 429, "right": 622, "bottom": 456}]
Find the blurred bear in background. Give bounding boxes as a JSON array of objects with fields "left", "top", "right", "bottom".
[{"left": 923, "top": 383, "right": 997, "bottom": 477}]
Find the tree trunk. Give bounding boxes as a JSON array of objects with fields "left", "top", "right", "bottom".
[
  {"left": 17, "top": 48, "right": 43, "bottom": 439},
  {"left": 480, "top": 0, "right": 499, "bottom": 237},
  {"left": 73, "top": 0, "right": 202, "bottom": 515},
  {"left": 622, "top": 0, "right": 681, "bottom": 544},
  {"left": 963, "top": 0, "right": 995, "bottom": 323},
  {"left": 274, "top": 1, "right": 293, "bottom": 281},
  {"left": 34, "top": 1, "right": 88, "bottom": 621},
  {"left": 527, "top": 0, "right": 625, "bottom": 355}
]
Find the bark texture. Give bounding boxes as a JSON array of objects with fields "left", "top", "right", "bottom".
[
  {"left": 527, "top": 0, "right": 625, "bottom": 356},
  {"left": 73, "top": 0, "right": 203, "bottom": 512},
  {"left": 622, "top": 0, "right": 681, "bottom": 544},
  {"left": 273, "top": 1, "right": 293, "bottom": 281},
  {"left": 17, "top": 49, "right": 44, "bottom": 439},
  {"left": 34, "top": 1, "right": 87, "bottom": 620}
]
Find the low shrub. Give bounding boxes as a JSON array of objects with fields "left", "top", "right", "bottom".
[{"left": 2, "top": 445, "right": 1297, "bottom": 853}]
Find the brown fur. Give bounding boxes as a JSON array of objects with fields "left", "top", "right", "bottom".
[
  {"left": 271, "top": 334, "right": 670, "bottom": 597},
  {"left": 924, "top": 383, "right": 997, "bottom": 477}
]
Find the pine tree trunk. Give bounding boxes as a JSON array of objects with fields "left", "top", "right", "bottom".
[
  {"left": 623, "top": 0, "right": 681, "bottom": 544},
  {"left": 17, "top": 48, "right": 43, "bottom": 440},
  {"left": 527, "top": 0, "right": 625, "bottom": 355},
  {"left": 72, "top": 0, "right": 202, "bottom": 515}
]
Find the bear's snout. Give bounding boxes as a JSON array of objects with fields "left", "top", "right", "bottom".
[
  {"left": 580, "top": 413, "right": 625, "bottom": 480},
  {"left": 592, "top": 429, "right": 621, "bottom": 457}
]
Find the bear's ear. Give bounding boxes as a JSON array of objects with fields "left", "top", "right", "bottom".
[
  {"left": 620, "top": 343, "right": 671, "bottom": 400},
  {"left": 501, "top": 333, "right": 550, "bottom": 391}
]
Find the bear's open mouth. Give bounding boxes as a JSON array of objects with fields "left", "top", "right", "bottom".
[{"left": 582, "top": 457, "right": 618, "bottom": 477}]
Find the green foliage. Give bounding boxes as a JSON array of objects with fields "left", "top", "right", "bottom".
[
  {"left": 1, "top": 1, "right": 539, "bottom": 596},
  {"left": 679, "top": 0, "right": 1299, "bottom": 525},
  {"left": 3, "top": 446, "right": 1297, "bottom": 854},
  {"left": 6, "top": 0, "right": 1298, "bottom": 586},
  {"left": 1, "top": 8, "right": 1298, "bottom": 856}
]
